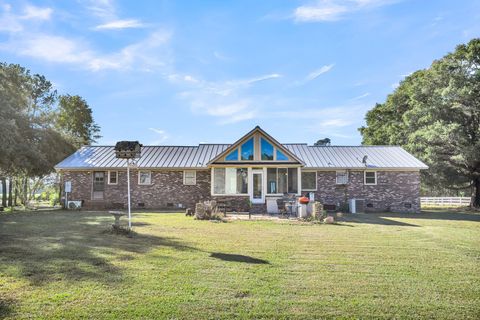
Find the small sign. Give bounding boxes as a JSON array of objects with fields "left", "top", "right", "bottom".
[{"left": 65, "top": 181, "right": 72, "bottom": 193}]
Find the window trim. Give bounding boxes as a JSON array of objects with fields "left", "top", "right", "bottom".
[
  {"left": 260, "top": 137, "right": 274, "bottom": 161},
  {"left": 266, "top": 167, "right": 299, "bottom": 195},
  {"left": 138, "top": 170, "right": 152, "bottom": 185},
  {"left": 224, "top": 148, "right": 239, "bottom": 161},
  {"left": 301, "top": 170, "right": 317, "bottom": 191},
  {"left": 211, "top": 167, "right": 249, "bottom": 196},
  {"left": 275, "top": 148, "right": 289, "bottom": 161},
  {"left": 183, "top": 170, "right": 197, "bottom": 185},
  {"left": 240, "top": 138, "right": 254, "bottom": 161},
  {"left": 335, "top": 170, "right": 348, "bottom": 185},
  {"left": 364, "top": 171, "right": 377, "bottom": 185},
  {"left": 107, "top": 171, "right": 118, "bottom": 185}
]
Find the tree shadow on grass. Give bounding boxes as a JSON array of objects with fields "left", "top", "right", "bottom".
[
  {"left": 397, "top": 210, "right": 480, "bottom": 222},
  {"left": 0, "top": 298, "right": 15, "bottom": 319},
  {"left": 210, "top": 252, "right": 270, "bottom": 264},
  {"left": 0, "top": 211, "right": 197, "bottom": 287},
  {"left": 343, "top": 213, "right": 419, "bottom": 227}
]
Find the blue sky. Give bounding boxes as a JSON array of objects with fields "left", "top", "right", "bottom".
[{"left": 1, "top": 0, "right": 479, "bottom": 146}]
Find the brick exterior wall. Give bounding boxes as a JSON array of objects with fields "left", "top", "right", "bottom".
[
  {"left": 61, "top": 170, "right": 212, "bottom": 210},
  {"left": 61, "top": 169, "right": 421, "bottom": 213},
  {"left": 302, "top": 170, "right": 421, "bottom": 213}
]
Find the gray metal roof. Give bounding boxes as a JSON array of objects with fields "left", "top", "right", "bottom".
[
  {"left": 283, "top": 144, "right": 428, "bottom": 169},
  {"left": 55, "top": 143, "right": 427, "bottom": 170},
  {"left": 55, "top": 144, "right": 230, "bottom": 169}
]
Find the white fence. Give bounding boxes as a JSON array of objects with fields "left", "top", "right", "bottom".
[{"left": 421, "top": 197, "right": 471, "bottom": 207}]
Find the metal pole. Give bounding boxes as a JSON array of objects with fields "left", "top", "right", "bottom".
[{"left": 127, "top": 159, "right": 132, "bottom": 229}]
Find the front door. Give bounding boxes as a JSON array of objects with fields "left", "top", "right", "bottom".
[
  {"left": 92, "top": 171, "right": 105, "bottom": 200},
  {"left": 251, "top": 170, "right": 264, "bottom": 204}
]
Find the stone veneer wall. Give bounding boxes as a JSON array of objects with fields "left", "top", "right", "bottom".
[{"left": 302, "top": 170, "right": 421, "bottom": 213}]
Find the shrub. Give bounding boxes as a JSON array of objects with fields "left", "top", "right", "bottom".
[{"left": 49, "top": 194, "right": 59, "bottom": 207}]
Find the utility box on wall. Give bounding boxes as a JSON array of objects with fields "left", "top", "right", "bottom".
[{"left": 349, "top": 199, "right": 365, "bottom": 214}]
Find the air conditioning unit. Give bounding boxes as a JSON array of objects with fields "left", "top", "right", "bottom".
[
  {"left": 67, "top": 201, "right": 82, "bottom": 210},
  {"left": 349, "top": 199, "right": 365, "bottom": 214}
]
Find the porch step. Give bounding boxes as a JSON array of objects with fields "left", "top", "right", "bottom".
[{"left": 249, "top": 204, "right": 266, "bottom": 214}]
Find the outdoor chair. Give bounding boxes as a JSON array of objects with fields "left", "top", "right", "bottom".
[
  {"left": 276, "top": 199, "right": 287, "bottom": 217},
  {"left": 215, "top": 200, "right": 229, "bottom": 217}
]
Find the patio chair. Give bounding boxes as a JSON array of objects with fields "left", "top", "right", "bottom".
[
  {"left": 215, "top": 200, "right": 228, "bottom": 217},
  {"left": 276, "top": 199, "right": 287, "bottom": 217}
]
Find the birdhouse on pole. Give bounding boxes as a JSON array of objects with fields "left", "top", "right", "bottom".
[
  {"left": 114, "top": 141, "right": 142, "bottom": 159},
  {"left": 114, "top": 141, "right": 142, "bottom": 229}
]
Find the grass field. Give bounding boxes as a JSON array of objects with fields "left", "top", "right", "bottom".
[{"left": 0, "top": 210, "right": 479, "bottom": 319}]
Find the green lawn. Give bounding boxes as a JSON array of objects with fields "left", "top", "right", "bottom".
[{"left": 0, "top": 210, "right": 479, "bottom": 319}]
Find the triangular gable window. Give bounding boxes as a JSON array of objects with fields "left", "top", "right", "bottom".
[
  {"left": 225, "top": 149, "right": 238, "bottom": 161},
  {"left": 276, "top": 150, "right": 288, "bottom": 161},
  {"left": 261, "top": 138, "right": 274, "bottom": 160},
  {"left": 241, "top": 138, "right": 254, "bottom": 160}
]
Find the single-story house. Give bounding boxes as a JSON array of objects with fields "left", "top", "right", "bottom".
[{"left": 55, "top": 126, "right": 428, "bottom": 213}]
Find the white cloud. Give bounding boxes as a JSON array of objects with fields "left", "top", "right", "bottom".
[
  {"left": 318, "top": 118, "right": 352, "bottom": 127},
  {"left": 148, "top": 128, "right": 169, "bottom": 144},
  {"left": 0, "top": 26, "right": 172, "bottom": 71},
  {"left": 0, "top": 3, "right": 53, "bottom": 32},
  {"left": 173, "top": 73, "right": 280, "bottom": 124},
  {"left": 293, "top": 0, "right": 400, "bottom": 22},
  {"left": 22, "top": 5, "right": 53, "bottom": 20},
  {"left": 85, "top": 0, "right": 146, "bottom": 31},
  {"left": 95, "top": 19, "right": 145, "bottom": 30},
  {"left": 295, "top": 2, "right": 348, "bottom": 22},
  {"left": 85, "top": 0, "right": 116, "bottom": 20},
  {"left": 305, "top": 64, "right": 334, "bottom": 82},
  {"left": 349, "top": 92, "right": 370, "bottom": 100}
]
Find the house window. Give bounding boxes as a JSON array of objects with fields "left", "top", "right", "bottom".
[
  {"left": 213, "top": 168, "right": 248, "bottom": 195},
  {"left": 138, "top": 171, "right": 152, "bottom": 185},
  {"left": 364, "top": 171, "right": 377, "bottom": 185},
  {"left": 288, "top": 168, "right": 298, "bottom": 194},
  {"left": 225, "top": 149, "right": 238, "bottom": 161},
  {"left": 183, "top": 170, "right": 196, "bottom": 185},
  {"left": 266, "top": 168, "right": 298, "bottom": 194},
  {"left": 276, "top": 150, "right": 288, "bottom": 161},
  {"left": 261, "top": 138, "right": 274, "bottom": 160},
  {"left": 336, "top": 171, "right": 348, "bottom": 185},
  {"left": 240, "top": 138, "right": 254, "bottom": 160},
  {"left": 108, "top": 171, "right": 118, "bottom": 185},
  {"left": 301, "top": 171, "right": 317, "bottom": 190}
]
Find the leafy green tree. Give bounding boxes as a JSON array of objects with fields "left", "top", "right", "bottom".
[
  {"left": 314, "top": 138, "right": 331, "bottom": 146},
  {"left": 360, "top": 39, "right": 480, "bottom": 208},
  {"left": 56, "top": 95, "right": 101, "bottom": 148},
  {"left": 0, "top": 62, "right": 100, "bottom": 206}
]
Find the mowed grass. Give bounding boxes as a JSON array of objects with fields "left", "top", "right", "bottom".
[{"left": 0, "top": 210, "right": 479, "bottom": 319}]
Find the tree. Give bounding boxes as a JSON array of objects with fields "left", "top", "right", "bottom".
[
  {"left": 56, "top": 95, "right": 101, "bottom": 148},
  {"left": 360, "top": 38, "right": 480, "bottom": 208},
  {"left": 0, "top": 62, "right": 100, "bottom": 207},
  {"left": 314, "top": 138, "right": 331, "bottom": 146},
  {"left": 1, "top": 178, "right": 6, "bottom": 207}
]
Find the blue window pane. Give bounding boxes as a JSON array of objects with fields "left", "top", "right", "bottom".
[
  {"left": 225, "top": 149, "right": 238, "bottom": 161},
  {"left": 277, "top": 150, "right": 288, "bottom": 161},
  {"left": 261, "top": 138, "right": 274, "bottom": 160},
  {"left": 241, "top": 138, "right": 254, "bottom": 160}
]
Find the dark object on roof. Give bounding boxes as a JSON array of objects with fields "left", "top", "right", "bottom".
[{"left": 114, "top": 141, "right": 142, "bottom": 159}]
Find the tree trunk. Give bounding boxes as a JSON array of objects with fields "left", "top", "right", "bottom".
[
  {"left": 473, "top": 177, "right": 480, "bottom": 208},
  {"left": 13, "top": 178, "right": 17, "bottom": 206},
  {"left": 8, "top": 177, "right": 13, "bottom": 208},
  {"left": 1, "top": 177, "right": 6, "bottom": 207},
  {"left": 23, "top": 177, "right": 28, "bottom": 207}
]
